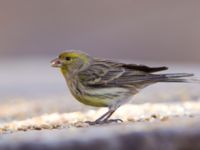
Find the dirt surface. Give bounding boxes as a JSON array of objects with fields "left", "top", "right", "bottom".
[
  {"left": 0, "top": 117, "right": 200, "bottom": 150},
  {"left": 0, "top": 101, "right": 200, "bottom": 133},
  {"left": 0, "top": 77, "right": 200, "bottom": 149}
]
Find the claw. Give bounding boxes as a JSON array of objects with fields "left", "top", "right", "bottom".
[
  {"left": 85, "top": 119, "right": 123, "bottom": 125},
  {"left": 108, "top": 119, "right": 123, "bottom": 123},
  {"left": 85, "top": 121, "right": 98, "bottom": 125}
]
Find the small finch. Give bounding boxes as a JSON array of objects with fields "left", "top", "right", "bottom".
[{"left": 51, "top": 50, "right": 199, "bottom": 125}]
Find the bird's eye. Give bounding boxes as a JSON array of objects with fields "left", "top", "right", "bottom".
[{"left": 65, "top": 57, "right": 71, "bottom": 61}]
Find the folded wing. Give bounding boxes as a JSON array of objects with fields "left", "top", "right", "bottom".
[{"left": 78, "top": 60, "right": 169, "bottom": 88}]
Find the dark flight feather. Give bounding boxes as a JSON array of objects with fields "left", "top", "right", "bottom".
[{"left": 121, "top": 64, "right": 168, "bottom": 73}]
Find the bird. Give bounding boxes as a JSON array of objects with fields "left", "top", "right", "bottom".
[{"left": 51, "top": 50, "right": 199, "bottom": 125}]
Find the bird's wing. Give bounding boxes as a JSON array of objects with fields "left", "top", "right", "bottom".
[
  {"left": 78, "top": 60, "right": 168, "bottom": 87},
  {"left": 121, "top": 64, "right": 168, "bottom": 73}
]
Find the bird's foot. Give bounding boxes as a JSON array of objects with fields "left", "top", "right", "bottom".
[{"left": 85, "top": 119, "right": 123, "bottom": 125}]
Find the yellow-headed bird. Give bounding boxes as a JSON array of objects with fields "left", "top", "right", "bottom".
[{"left": 51, "top": 50, "right": 199, "bottom": 125}]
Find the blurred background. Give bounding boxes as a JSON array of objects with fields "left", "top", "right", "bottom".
[
  {"left": 0, "top": 0, "right": 200, "bottom": 117},
  {"left": 1, "top": 0, "right": 200, "bottom": 61}
]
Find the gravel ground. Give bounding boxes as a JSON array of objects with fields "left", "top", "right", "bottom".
[
  {"left": 0, "top": 101, "right": 200, "bottom": 133},
  {"left": 0, "top": 116, "right": 200, "bottom": 150}
]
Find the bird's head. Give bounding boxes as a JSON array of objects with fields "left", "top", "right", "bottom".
[{"left": 51, "top": 50, "right": 91, "bottom": 76}]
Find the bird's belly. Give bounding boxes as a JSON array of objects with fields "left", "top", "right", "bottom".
[
  {"left": 70, "top": 86, "right": 131, "bottom": 107},
  {"left": 75, "top": 95, "right": 110, "bottom": 107}
]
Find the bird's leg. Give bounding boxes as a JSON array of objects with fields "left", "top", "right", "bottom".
[
  {"left": 101, "top": 109, "right": 123, "bottom": 124},
  {"left": 86, "top": 107, "right": 123, "bottom": 125},
  {"left": 94, "top": 109, "right": 115, "bottom": 123},
  {"left": 102, "top": 109, "right": 117, "bottom": 121},
  {"left": 85, "top": 109, "right": 112, "bottom": 125},
  {"left": 94, "top": 109, "right": 113, "bottom": 122}
]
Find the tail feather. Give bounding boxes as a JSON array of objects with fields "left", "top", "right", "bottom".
[
  {"left": 164, "top": 73, "right": 194, "bottom": 78},
  {"left": 163, "top": 78, "right": 200, "bottom": 83},
  {"left": 161, "top": 73, "right": 200, "bottom": 83}
]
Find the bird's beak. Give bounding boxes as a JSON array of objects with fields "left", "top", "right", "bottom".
[{"left": 51, "top": 58, "right": 62, "bottom": 67}]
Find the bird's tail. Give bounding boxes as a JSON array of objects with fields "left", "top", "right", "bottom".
[{"left": 161, "top": 73, "right": 200, "bottom": 83}]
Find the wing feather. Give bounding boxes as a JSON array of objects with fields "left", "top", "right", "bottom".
[{"left": 78, "top": 60, "right": 168, "bottom": 87}]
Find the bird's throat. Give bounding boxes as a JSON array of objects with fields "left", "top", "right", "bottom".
[{"left": 60, "top": 68, "right": 69, "bottom": 78}]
